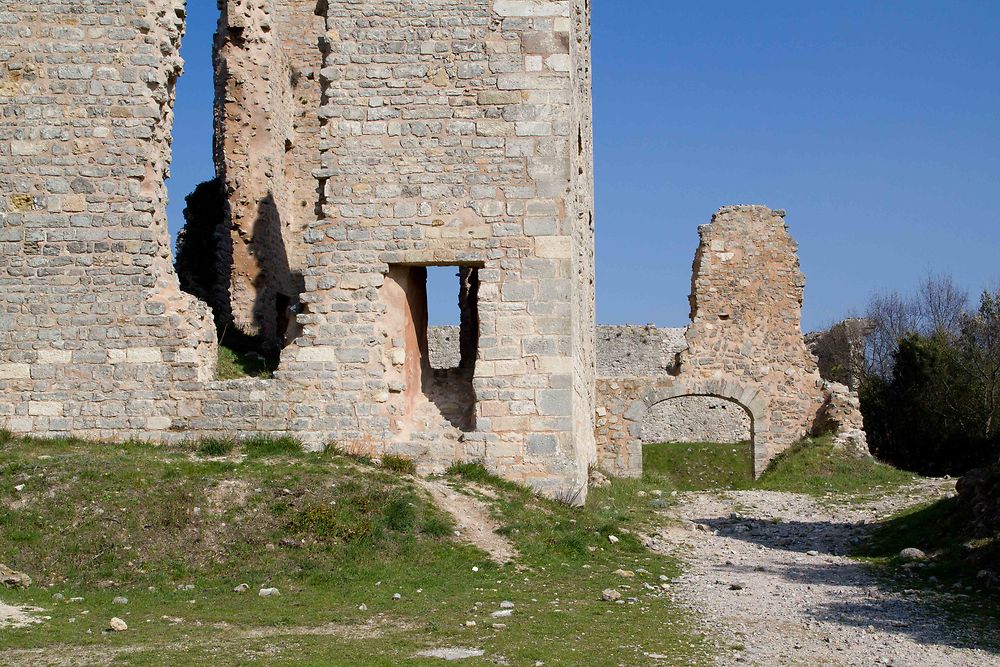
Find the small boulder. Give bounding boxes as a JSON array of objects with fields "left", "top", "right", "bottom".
[
  {"left": 499, "top": 600, "right": 515, "bottom": 609},
  {"left": 899, "top": 548, "right": 927, "bottom": 562},
  {"left": 589, "top": 469, "right": 611, "bottom": 488},
  {"left": 258, "top": 587, "right": 280, "bottom": 598},
  {"left": 108, "top": 617, "right": 128, "bottom": 632},
  {"left": 0, "top": 564, "right": 31, "bottom": 589},
  {"left": 233, "top": 583, "right": 250, "bottom": 593},
  {"left": 607, "top": 535, "right": 619, "bottom": 545},
  {"left": 112, "top": 596, "right": 128, "bottom": 605},
  {"left": 613, "top": 569, "right": 635, "bottom": 578},
  {"left": 601, "top": 588, "right": 621, "bottom": 602}
]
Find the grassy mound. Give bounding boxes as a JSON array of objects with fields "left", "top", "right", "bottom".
[
  {"left": 857, "top": 496, "right": 1000, "bottom": 596},
  {"left": 643, "top": 435, "right": 915, "bottom": 496},
  {"left": 756, "top": 436, "right": 915, "bottom": 496},
  {"left": 0, "top": 434, "right": 711, "bottom": 666}
]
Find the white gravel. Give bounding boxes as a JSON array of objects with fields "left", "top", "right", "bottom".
[{"left": 657, "top": 480, "right": 1000, "bottom": 666}]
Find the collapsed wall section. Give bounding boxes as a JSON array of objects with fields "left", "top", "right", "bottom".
[
  {"left": 213, "top": 0, "right": 323, "bottom": 345},
  {"left": 281, "top": 0, "right": 596, "bottom": 496},
  {"left": 0, "top": 0, "right": 217, "bottom": 435}
]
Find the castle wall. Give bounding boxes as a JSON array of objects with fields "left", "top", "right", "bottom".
[
  {"left": 594, "top": 206, "right": 867, "bottom": 477},
  {"left": 0, "top": 0, "right": 596, "bottom": 501}
]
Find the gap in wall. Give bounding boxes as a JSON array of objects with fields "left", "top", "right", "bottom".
[{"left": 389, "top": 265, "right": 480, "bottom": 433}]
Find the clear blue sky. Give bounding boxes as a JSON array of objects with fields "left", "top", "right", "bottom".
[{"left": 167, "top": 1, "right": 1000, "bottom": 331}]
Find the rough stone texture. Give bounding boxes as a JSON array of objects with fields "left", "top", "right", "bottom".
[
  {"left": 639, "top": 396, "right": 751, "bottom": 444},
  {"left": 213, "top": 0, "right": 321, "bottom": 344},
  {"left": 595, "top": 325, "right": 686, "bottom": 377},
  {"left": 0, "top": 0, "right": 596, "bottom": 501},
  {"left": 805, "top": 318, "right": 871, "bottom": 392},
  {"left": 595, "top": 206, "right": 868, "bottom": 477}
]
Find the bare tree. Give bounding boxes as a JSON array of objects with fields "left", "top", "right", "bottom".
[
  {"left": 864, "top": 273, "right": 970, "bottom": 380},
  {"left": 916, "top": 272, "right": 968, "bottom": 337}
]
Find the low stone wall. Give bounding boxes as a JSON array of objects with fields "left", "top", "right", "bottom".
[{"left": 640, "top": 395, "right": 751, "bottom": 444}]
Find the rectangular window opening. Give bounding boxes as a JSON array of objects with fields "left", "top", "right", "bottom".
[{"left": 386, "top": 264, "right": 480, "bottom": 433}]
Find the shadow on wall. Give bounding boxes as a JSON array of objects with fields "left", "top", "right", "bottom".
[
  {"left": 176, "top": 185, "right": 305, "bottom": 363},
  {"left": 249, "top": 193, "right": 305, "bottom": 354}
]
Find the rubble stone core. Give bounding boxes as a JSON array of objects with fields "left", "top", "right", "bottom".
[
  {"left": 594, "top": 206, "right": 868, "bottom": 477},
  {"left": 0, "top": 0, "right": 596, "bottom": 499}
]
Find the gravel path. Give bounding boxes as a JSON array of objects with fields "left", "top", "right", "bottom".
[{"left": 658, "top": 481, "right": 1000, "bottom": 666}]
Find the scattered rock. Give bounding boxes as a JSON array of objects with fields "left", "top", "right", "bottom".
[
  {"left": 601, "top": 588, "right": 621, "bottom": 602},
  {"left": 899, "top": 548, "right": 927, "bottom": 562},
  {"left": 112, "top": 596, "right": 128, "bottom": 605},
  {"left": 807, "top": 550, "right": 819, "bottom": 556},
  {"left": 393, "top": 593, "right": 402, "bottom": 601},
  {"left": 589, "top": 469, "right": 611, "bottom": 488},
  {"left": 499, "top": 600, "right": 515, "bottom": 609},
  {"left": 233, "top": 583, "right": 249, "bottom": 593},
  {"left": 358, "top": 603, "right": 368, "bottom": 611},
  {"left": 415, "top": 648, "right": 485, "bottom": 660},
  {"left": 607, "top": 535, "right": 619, "bottom": 545},
  {"left": 51, "top": 593, "right": 64, "bottom": 602},
  {"left": 108, "top": 617, "right": 128, "bottom": 632},
  {"left": 258, "top": 587, "right": 280, "bottom": 597},
  {"left": 613, "top": 569, "right": 635, "bottom": 578},
  {"left": 0, "top": 564, "right": 31, "bottom": 589},
  {"left": 491, "top": 609, "right": 513, "bottom": 618}
]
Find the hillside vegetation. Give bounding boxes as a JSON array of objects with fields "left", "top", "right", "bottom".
[{"left": 0, "top": 432, "right": 711, "bottom": 666}]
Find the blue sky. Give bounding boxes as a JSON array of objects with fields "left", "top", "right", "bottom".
[{"left": 167, "top": 1, "right": 1000, "bottom": 331}]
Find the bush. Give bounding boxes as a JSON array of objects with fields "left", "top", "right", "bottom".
[
  {"left": 381, "top": 455, "right": 416, "bottom": 475},
  {"left": 197, "top": 438, "right": 235, "bottom": 457},
  {"left": 243, "top": 435, "right": 304, "bottom": 458}
]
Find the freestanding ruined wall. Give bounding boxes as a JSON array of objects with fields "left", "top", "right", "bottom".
[
  {"left": 0, "top": 0, "right": 219, "bottom": 438},
  {"left": 213, "top": 0, "right": 322, "bottom": 344},
  {"left": 0, "top": 0, "right": 596, "bottom": 500},
  {"left": 275, "top": 0, "right": 596, "bottom": 493},
  {"left": 595, "top": 206, "right": 867, "bottom": 476}
]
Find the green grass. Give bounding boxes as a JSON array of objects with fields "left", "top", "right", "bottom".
[
  {"left": 756, "top": 435, "right": 915, "bottom": 496},
  {"left": 196, "top": 437, "right": 235, "bottom": 457},
  {"left": 216, "top": 345, "right": 275, "bottom": 380},
  {"left": 642, "top": 441, "right": 754, "bottom": 491},
  {"left": 857, "top": 496, "right": 1000, "bottom": 587},
  {"left": 242, "top": 435, "right": 304, "bottom": 458},
  {"left": 643, "top": 435, "right": 916, "bottom": 497},
  {"left": 0, "top": 436, "right": 712, "bottom": 666}
]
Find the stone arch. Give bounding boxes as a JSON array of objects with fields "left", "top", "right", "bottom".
[{"left": 620, "top": 378, "right": 772, "bottom": 477}]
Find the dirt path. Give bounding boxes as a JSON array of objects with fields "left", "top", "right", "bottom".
[
  {"left": 657, "top": 481, "right": 1000, "bottom": 666},
  {"left": 0, "top": 600, "right": 43, "bottom": 630},
  {"left": 418, "top": 479, "right": 518, "bottom": 564}
]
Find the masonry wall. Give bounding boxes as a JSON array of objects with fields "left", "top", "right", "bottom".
[
  {"left": 0, "top": 0, "right": 219, "bottom": 439},
  {"left": 214, "top": 0, "right": 321, "bottom": 343},
  {"left": 276, "top": 0, "right": 596, "bottom": 495},
  {"left": 0, "top": 0, "right": 596, "bottom": 500},
  {"left": 594, "top": 206, "right": 868, "bottom": 477}
]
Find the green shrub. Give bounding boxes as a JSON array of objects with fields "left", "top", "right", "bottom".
[
  {"left": 381, "top": 455, "right": 416, "bottom": 475},
  {"left": 197, "top": 438, "right": 235, "bottom": 457},
  {"left": 243, "top": 435, "right": 304, "bottom": 458}
]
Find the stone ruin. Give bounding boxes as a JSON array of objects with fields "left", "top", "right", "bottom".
[
  {"left": 0, "top": 1, "right": 865, "bottom": 498},
  {"left": 0, "top": 0, "right": 596, "bottom": 498},
  {"left": 595, "top": 206, "right": 867, "bottom": 477}
]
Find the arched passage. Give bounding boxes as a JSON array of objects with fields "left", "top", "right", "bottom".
[{"left": 607, "top": 378, "right": 772, "bottom": 478}]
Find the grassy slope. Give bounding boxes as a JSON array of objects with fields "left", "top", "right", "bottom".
[
  {"left": 0, "top": 433, "right": 711, "bottom": 666},
  {"left": 856, "top": 496, "right": 1000, "bottom": 606},
  {"left": 643, "top": 435, "right": 915, "bottom": 497}
]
